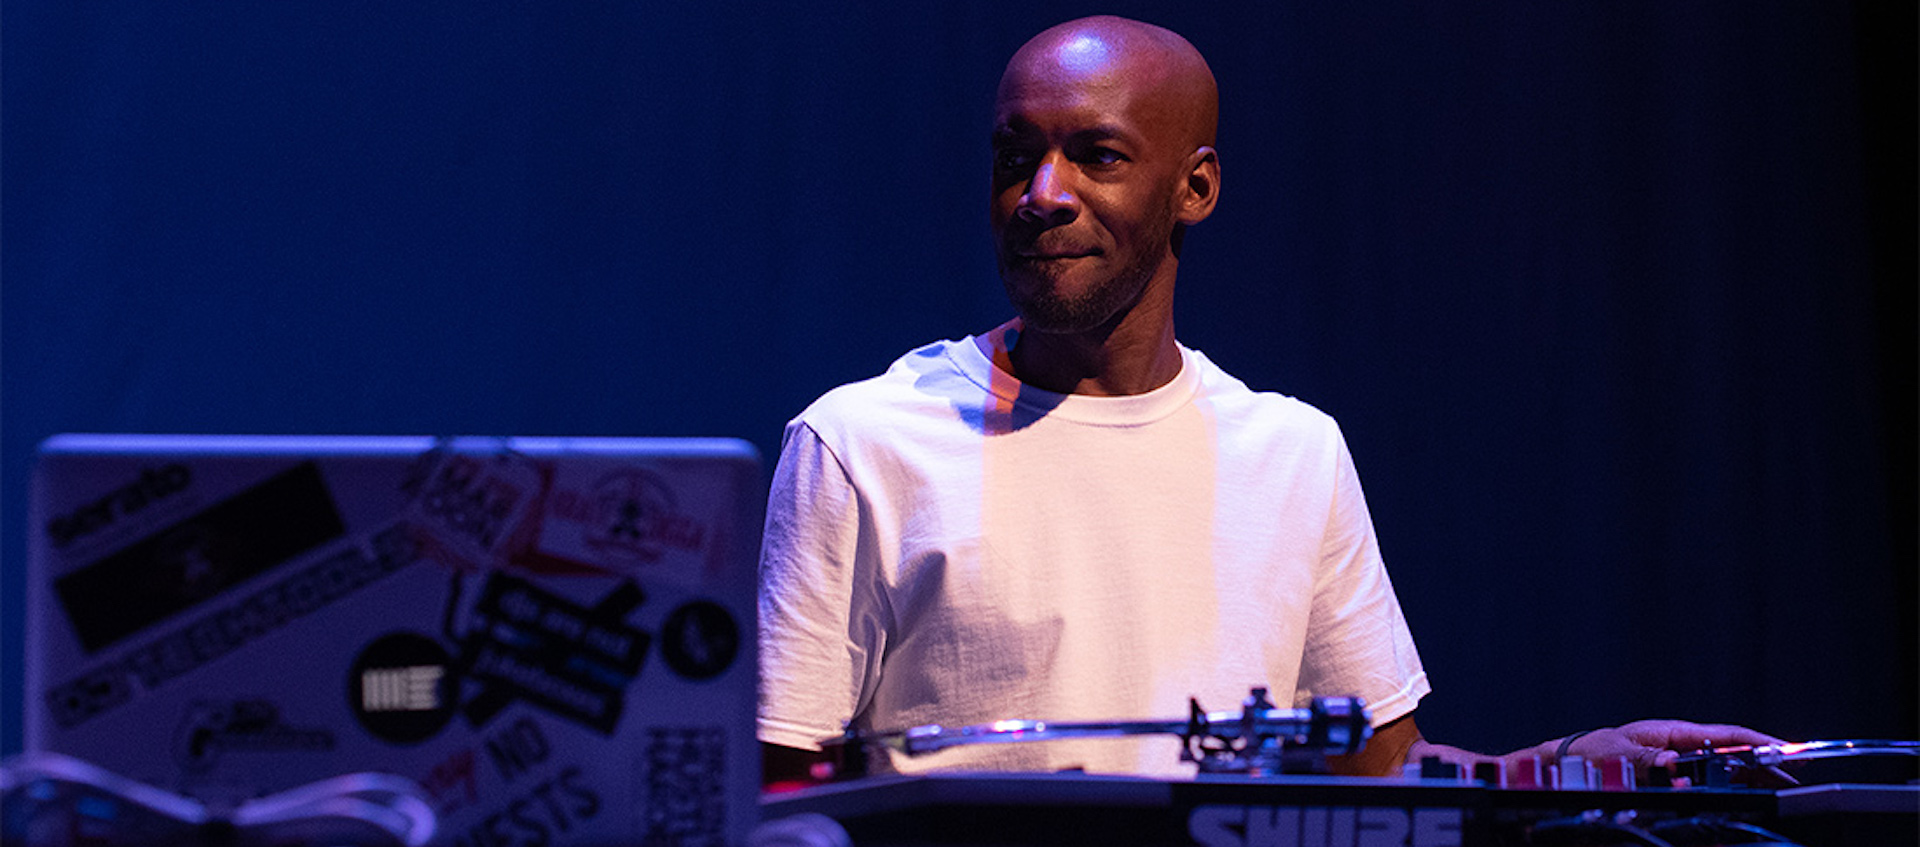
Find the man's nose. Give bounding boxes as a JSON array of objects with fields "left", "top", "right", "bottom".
[{"left": 1017, "top": 157, "right": 1079, "bottom": 226}]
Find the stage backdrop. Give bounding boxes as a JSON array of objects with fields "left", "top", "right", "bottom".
[{"left": 4, "top": 1, "right": 1913, "bottom": 758}]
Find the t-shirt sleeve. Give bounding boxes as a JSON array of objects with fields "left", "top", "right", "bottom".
[
  {"left": 1295, "top": 428, "right": 1430, "bottom": 728},
  {"left": 756, "top": 419, "right": 886, "bottom": 751}
]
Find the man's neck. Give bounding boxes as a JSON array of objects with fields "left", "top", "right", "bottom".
[
  {"left": 1008, "top": 321, "right": 1180, "bottom": 396},
  {"left": 982, "top": 292, "right": 1182, "bottom": 396}
]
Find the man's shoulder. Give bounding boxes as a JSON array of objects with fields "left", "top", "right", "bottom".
[
  {"left": 1188, "top": 349, "right": 1342, "bottom": 433},
  {"left": 791, "top": 337, "right": 973, "bottom": 432}
]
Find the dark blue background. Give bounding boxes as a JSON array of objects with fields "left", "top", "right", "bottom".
[{"left": 5, "top": 2, "right": 1913, "bottom": 758}]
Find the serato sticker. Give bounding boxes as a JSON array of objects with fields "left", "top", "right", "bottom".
[
  {"left": 659, "top": 601, "right": 739, "bottom": 681},
  {"left": 54, "top": 462, "right": 346, "bottom": 653},
  {"left": 349, "top": 632, "right": 459, "bottom": 745},
  {"left": 43, "top": 462, "right": 192, "bottom": 550}
]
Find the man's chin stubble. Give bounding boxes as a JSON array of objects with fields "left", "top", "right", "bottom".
[{"left": 1003, "top": 273, "right": 1138, "bottom": 335}]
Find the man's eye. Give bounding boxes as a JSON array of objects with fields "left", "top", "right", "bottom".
[
  {"left": 996, "top": 150, "right": 1036, "bottom": 170},
  {"left": 1083, "top": 148, "right": 1126, "bottom": 166}
]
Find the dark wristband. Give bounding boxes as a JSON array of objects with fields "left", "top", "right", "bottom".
[{"left": 1556, "top": 729, "right": 1598, "bottom": 761}]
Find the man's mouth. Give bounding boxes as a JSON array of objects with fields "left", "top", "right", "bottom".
[{"left": 1011, "top": 239, "right": 1101, "bottom": 260}]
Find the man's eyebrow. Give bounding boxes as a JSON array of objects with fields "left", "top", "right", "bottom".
[
  {"left": 1072, "top": 124, "right": 1135, "bottom": 144},
  {"left": 990, "top": 122, "right": 1138, "bottom": 144},
  {"left": 991, "top": 119, "right": 1036, "bottom": 141}
]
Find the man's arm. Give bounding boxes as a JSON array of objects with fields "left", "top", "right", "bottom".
[
  {"left": 763, "top": 741, "right": 833, "bottom": 787},
  {"left": 1329, "top": 709, "right": 1787, "bottom": 778},
  {"left": 1327, "top": 713, "right": 1421, "bottom": 776},
  {"left": 757, "top": 422, "right": 874, "bottom": 785}
]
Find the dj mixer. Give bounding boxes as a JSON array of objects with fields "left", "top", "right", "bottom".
[
  {"left": 760, "top": 692, "right": 1919, "bottom": 847},
  {"left": 761, "top": 768, "right": 1916, "bottom": 846}
]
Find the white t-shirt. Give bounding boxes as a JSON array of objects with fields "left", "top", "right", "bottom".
[{"left": 757, "top": 330, "right": 1429, "bottom": 777}]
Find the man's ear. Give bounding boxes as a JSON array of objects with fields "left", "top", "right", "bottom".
[{"left": 1177, "top": 146, "right": 1220, "bottom": 225}]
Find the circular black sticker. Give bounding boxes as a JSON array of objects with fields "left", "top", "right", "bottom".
[
  {"left": 348, "top": 632, "right": 458, "bottom": 745},
  {"left": 659, "top": 601, "right": 739, "bottom": 680}
]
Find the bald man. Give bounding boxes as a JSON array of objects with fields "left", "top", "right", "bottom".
[{"left": 758, "top": 16, "right": 1776, "bottom": 783}]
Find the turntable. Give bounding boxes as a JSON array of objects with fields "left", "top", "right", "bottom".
[{"left": 761, "top": 689, "right": 1919, "bottom": 847}]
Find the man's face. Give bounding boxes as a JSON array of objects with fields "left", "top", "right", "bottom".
[{"left": 990, "top": 41, "right": 1191, "bottom": 335}]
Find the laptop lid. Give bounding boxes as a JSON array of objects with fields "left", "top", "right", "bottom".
[{"left": 26, "top": 434, "right": 762, "bottom": 846}]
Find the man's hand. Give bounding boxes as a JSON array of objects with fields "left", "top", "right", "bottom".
[
  {"left": 1555, "top": 720, "right": 1787, "bottom": 773},
  {"left": 1355, "top": 711, "right": 1791, "bottom": 783}
]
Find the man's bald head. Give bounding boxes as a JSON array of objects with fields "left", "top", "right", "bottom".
[
  {"left": 998, "top": 16, "right": 1218, "bottom": 151},
  {"left": 987, "top": 16, "right": 1222, "bottom": 352}
]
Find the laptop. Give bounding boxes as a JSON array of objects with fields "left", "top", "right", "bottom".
[{"left": 24, "top": 434, "right": 763, "bottom": 846}]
